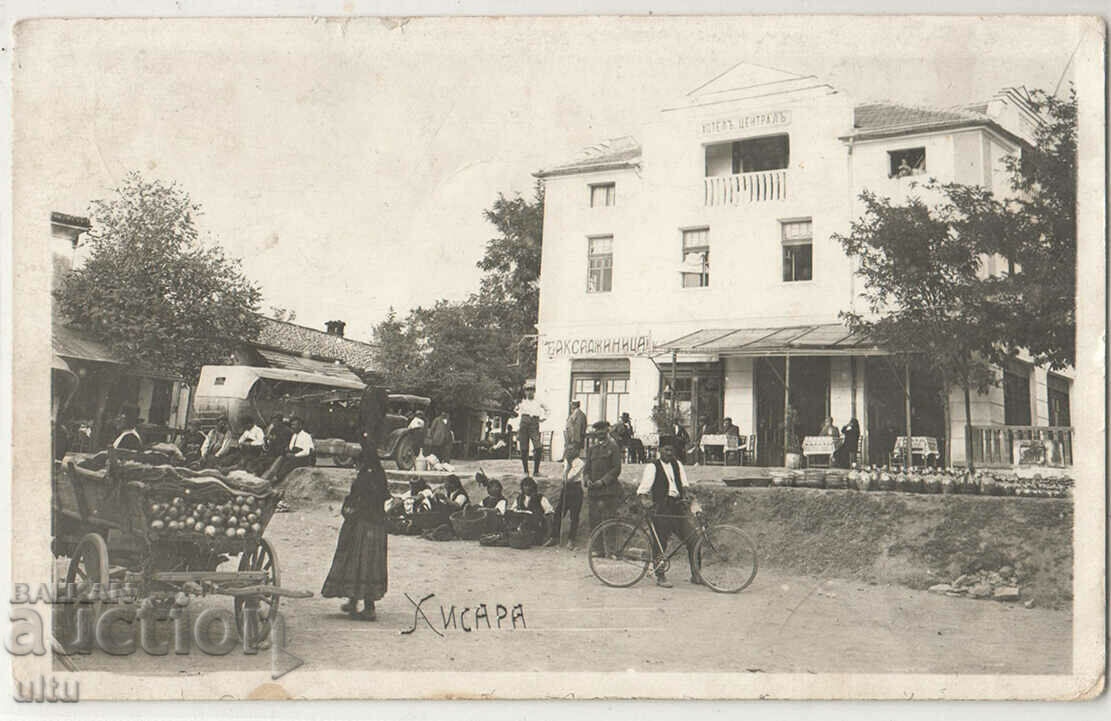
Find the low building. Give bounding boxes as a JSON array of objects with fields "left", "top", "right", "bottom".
[
  {"left": 230, "top": 317, "right": 381, "bottom": 386},
  {"left": 532, "top": 64, "right": 1072, "bottom": 468}
]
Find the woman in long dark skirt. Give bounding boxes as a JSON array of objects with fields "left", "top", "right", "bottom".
[{"left": 322, "top": 387, "right": 390, "bottom": 620}]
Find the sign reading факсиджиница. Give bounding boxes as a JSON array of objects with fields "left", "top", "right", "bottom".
[{"left": 543, "top": 334, "right": 652, "bottom": 359}]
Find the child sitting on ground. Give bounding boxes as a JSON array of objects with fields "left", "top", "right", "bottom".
[
  {"left": 507, "top": 476, "right": 555, "bottom": 545},
  {"left": 481, "top": 479, "right": 508, "bottom": 515}
]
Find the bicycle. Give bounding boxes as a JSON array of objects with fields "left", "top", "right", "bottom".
[{"left": 587, "top": 505, "right": 758, "bottom": 593}]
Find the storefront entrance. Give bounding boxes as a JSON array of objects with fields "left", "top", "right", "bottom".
[
  {"left": 864, "top": 357, "right": 946, "bottom": 465},
  {"left": 571, "top": 358, "right": 631, "bottom": 425},
  {"left": 657, "top": 362, "right": 723, "bottom": 437},
  {"left": 754, "top": 356, "right": 830, "bottom": 466}
]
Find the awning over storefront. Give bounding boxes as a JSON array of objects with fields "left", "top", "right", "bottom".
[{"left": 655, "top": 323, "right": 883, "bottom": 357}]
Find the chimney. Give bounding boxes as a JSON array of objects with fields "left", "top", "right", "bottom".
[{"left": 325, "top": 320, "right": 346, "bottom": 337}]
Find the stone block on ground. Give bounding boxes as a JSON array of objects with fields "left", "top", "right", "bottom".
[
  {"left": 928, "top": 583, "right": 952, "bottom": 595},
  {"left": 993, "top": 586, "right": 1021, "bottom": 602}
]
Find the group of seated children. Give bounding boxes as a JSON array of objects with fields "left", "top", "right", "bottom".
[{"left": 385, "top": 473, "right": 555, "bottom": 545}]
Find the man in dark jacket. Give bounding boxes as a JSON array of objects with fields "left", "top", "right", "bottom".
[
  {"left": 425, "top": 411, "right": 453, "bottom": 463},
  {"left": 583, "top": 420, "right": 623, "bottom": 553}
]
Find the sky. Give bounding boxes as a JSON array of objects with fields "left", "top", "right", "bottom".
[{"left": 15, "top": 15, "right": 1084, "bottom": 342}]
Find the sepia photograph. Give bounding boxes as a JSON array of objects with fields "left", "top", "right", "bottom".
[{"left": 6, "top": 11, "right": 1106, "bottom": 703}]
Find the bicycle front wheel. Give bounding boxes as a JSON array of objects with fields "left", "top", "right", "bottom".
[
  {"left": 695, "top": 524, "right": 758, "bottom": 593},
  {"left": 588, "top": 519, "right": 652, "bottom": 588}
]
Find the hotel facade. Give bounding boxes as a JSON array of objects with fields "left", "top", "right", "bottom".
[{"left": 532, "top": 64, "right": 1073, "bottom": 467}]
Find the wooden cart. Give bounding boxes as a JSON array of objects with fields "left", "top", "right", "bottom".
[{"left": 51, "top": 450, "right": 312, "bottom": 645}]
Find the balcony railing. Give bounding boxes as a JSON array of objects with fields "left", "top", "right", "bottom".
[
  {"left": 704, "top": 169, "right": 788, "bottom": 206},
  {"left": 969, "top": 425, "right": 1073, "bottom": 467}
]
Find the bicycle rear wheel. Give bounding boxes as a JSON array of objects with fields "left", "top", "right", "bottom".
[
  {"left": 695, "top": 524, "right": 758, "bottom": 593},
  {"left": 588, "top": 519, "right": 652, "bottom": 588}
]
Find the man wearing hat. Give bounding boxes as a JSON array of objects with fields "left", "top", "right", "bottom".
[
  {"left": 111, "top": 404, "right": 143, "bottom": 451},
  {"left": 583, "top": 419, "right": 623, "bottom": 552},
  {"left": 636, "top": 435, "right": 701, "bottom": 588},
  {"left": 548, "top": 401, "right": 588, "bottom": 548}
]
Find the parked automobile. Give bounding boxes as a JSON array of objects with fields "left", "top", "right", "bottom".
[{"left": 192, "top": 365, "right": 431, "bottom": 470}]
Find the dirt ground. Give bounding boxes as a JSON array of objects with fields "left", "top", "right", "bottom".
[{"left": 63, "top": 499, "right": 1072, "bottom": 679}]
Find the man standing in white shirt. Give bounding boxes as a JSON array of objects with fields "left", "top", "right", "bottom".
[
  {"left": 636, "top": 437, "right": 702, "bottom": 588},
  {"left": 513, "top": 389, "right": 549, "bottom": 477}
]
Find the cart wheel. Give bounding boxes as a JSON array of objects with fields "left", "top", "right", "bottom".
[
  {"left": 235, "top": 539, "right": 281, "bottom": 645},
  {"left": 55, "top": 533, "right": 110, "bottom": 647}
]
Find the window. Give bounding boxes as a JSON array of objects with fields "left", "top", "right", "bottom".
[
  {"left": 573, "top": 374, "right": 630, "bottom": 425},
  {"left": 680, "top": 228, "right": 710, "bottom": 288},
  {"left": 704, "top": 134, "right": 790, "bottom": 177},
  {"left": 587, "top": 236, "right": 613, "bottom": 293},
  {"left": 1003, "top": 367, "right": 1032, "bottom": 426},
  {"left": 889, "top": 147, "right": 926, "bottom": 178},
  {"left": 1047, "top": 374, "right": 1071, "bottom": 427},
  {"left": 589, "top": 183, "right": 615, "bottom": 208},
  {"left": 781, "top": 219, "right": 813, "bottom": 282}
]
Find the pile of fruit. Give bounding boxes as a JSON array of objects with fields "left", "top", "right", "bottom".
[{"left": 147, "top": 492, "right": 269, "bottom": 540}]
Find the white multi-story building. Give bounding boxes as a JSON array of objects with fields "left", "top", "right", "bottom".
[{"left": 533, "top": 63, "right": 1072, "bottom": 467}]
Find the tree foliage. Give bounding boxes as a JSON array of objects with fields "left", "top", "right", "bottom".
[
  {"left": 835, "top": 87, "right": 1078, "bottom": 464},
  {"left": 54, "top": 172, "right": 262, "bottom": 382},
  {"left": 370, "top": 182, "right": 544, "bottom": 412},
  {"left": 958, "top": 88, "right": 1077, "bottom": 370}
]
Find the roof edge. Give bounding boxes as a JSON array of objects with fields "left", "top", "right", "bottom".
[{"left": 533, "top": 159, "right": 641, "bottom": 179}]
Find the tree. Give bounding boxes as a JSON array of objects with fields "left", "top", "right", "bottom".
[
  {"left": 370, "top": 307, "right": 423, "bottom": 393},
  {"left": 956, "top": 88, "right": 1077, "bottom": 370},
  {"left": 835, "top": 189, "right": 998, "bottom": 468},
  {"left": 54, "top": 172, "right": 262, "bottom": 383},
  {"left": 836, "top": 88, "right": 1077, "bottom": 467},
  {"left": 472, "top": 181, "right": 544, "bottom": 384},
  {"left": 370, "top": 183, "right": 544, "bottom": 416}
]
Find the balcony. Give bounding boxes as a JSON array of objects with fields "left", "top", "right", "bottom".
[
  {"left": 969, "top": 425, "right": 1074, "bottom": 467},
  {"left": 704, "top": 170, "right": 788, "bottom": 207}
]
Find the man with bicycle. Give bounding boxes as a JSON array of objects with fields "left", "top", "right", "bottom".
[{"left": 636, "top": 436, "right": 702, "bottom": 588}]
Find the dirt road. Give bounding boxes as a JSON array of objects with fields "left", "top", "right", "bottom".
[{"left": 64, "top": 503, "right": 1071, "bottom": 678}]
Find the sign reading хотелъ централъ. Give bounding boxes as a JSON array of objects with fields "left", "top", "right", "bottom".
[
  {"left": 544, "top": 335, "right": 651, "bottom": 359},
  {"left": 700, "top": 110, "right": 791, "bottom": 137}
]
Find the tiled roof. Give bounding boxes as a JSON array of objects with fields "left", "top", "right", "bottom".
[
  {"left": 845, "top": 101, "right": 1021, "bottom": 142},
  {"left": 50, "top": 212, "right": 91, "bottom": 229},
  {"left": 534, "top": 136, "right": 642, "bottom": 178},
  {"left": 252, "top": 316, "right": 379, "bottom": 373}
]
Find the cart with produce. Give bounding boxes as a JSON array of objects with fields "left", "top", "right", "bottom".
[{"left": 51, "top": 448, "right": 312, "bottom": 645}]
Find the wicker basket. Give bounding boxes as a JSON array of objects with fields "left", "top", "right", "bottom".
[
  {"left": 479, "top": 532, "right": 508, "bottom": 547},
  {"left": 450, "top": 507, "right": 492, "bottom": 540},
  {"left": 507, "top": 529, "right": 533, "bottom": 549}
]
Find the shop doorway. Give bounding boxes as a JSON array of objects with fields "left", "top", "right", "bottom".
[
  {"left": 657, "top": 362, "right": 723, "bottom": 438},
  {"left": 754, "top": 356, "right": 830, "bottom": 466},
  {"left": 572, "top": 375, "right": 629, "bottom": 425},
  {"left": 754, "top": 357, "right": 785, "bottom": 466},
  {"left": 789, "top": 357, "right": 830, "bottom": 438},
  {"left": 865, "top": 357, "right": 946, "bottom": 465}
]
